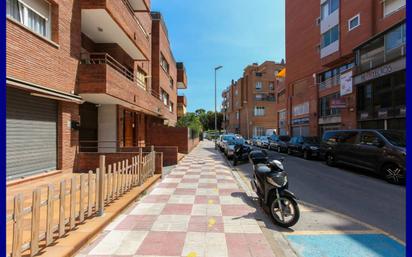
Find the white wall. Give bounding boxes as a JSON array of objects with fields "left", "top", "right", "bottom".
[{"left": 98, "top": 105, "right": 117, "bottom": 153}]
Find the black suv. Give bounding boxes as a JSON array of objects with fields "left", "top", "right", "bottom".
[
  {"left": 320, "top": 129, "right": 406, "bottom": 184},
  {"left": 287, "top": 136, "right": 320, "bottom": 159},
  {"left": 268, "top": 135, "right": 291, "bottom": 152}
]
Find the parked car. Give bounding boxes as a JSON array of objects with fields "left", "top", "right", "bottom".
[
  {"left": 259, "top": 136, "right": 270, "bottom": 148},
  {"left": 320, "top": 129, "right": 406, "bottom": 184},
  {"left": 287, "top": 136, "right": 320, "bottom": 159},
  {"left": 216, "top": 133, "right": 235, "bottom": 151},
  {"left": 223, "top": 135, "right": 246, "bottom": 159},
  {"left": 250, "top": 136, "right": 260, "bottom": 146},
  {"left": 268, "top": 135, "right": 291, "bottom": 152}
]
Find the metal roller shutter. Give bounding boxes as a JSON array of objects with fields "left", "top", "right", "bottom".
[{"left": 7, "top": 87, "right": 57, "bottom": 180}]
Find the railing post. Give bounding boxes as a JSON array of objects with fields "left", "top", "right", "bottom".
[
  {"left": 12, "top": 194, "right": 23, "bottom": 257},
  {"left": 98, "top": 155, "right": 106, "bottom": 216},
  {"left": 139, "top": 148, "right": 143, "bottom": 185}
]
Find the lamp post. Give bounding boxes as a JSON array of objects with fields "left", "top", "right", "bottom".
[{"left": 214, "top": 65, "right": 223, "bottom": 132}]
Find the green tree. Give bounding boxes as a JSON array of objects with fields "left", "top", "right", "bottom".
[{"left": 176, "top": 112, "right": 203, "bottom": 137}]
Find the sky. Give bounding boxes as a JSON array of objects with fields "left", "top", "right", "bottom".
[{"left": 151, "top": 0, "right": 286, "bottom": 112}]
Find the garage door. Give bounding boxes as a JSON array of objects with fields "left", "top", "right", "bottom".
[{"left": 7, "top": 87, "right": 57, "bottom": 180}]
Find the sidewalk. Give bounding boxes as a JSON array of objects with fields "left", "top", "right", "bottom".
[{"left": 76, "top": 141, "right": 278, "bottom": 257}]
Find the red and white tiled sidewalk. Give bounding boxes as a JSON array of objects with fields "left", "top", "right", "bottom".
[{"left": 77, "top": 141, "right": 276, "bottom": 257}]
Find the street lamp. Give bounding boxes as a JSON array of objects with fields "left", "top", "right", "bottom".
[{"left": 214, "top": 65, "right": 223, "bottom": 132}]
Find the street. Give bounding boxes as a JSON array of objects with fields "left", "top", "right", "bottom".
[{"left": 231, "top": 145, "right": 406, "bottom": 241}]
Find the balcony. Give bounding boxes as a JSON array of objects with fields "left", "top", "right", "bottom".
[
  {"left": 177, "top": 62, "right": 188, "bottom": 89},
  {"left": 78, "top": 53, "right": 169, "bottom": 118},
  {"left": 177, "top": 95, "right": 187, "bottom": 107},
  {"left": 127, "top": 0, "right": 150, "bottom": 11},
  {"left": 81, "top": 0, "right": 150, "bottom": 60},
  {"left": 319, "top": 74, "right": 340, "bottom": 91}
]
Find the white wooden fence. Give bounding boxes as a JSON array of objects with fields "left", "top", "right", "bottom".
[{"left": 7, "top": 148, "right": 156, "bottom": 257}]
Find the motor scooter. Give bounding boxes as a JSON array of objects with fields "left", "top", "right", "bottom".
[
  {"left": 249, "top": 150, "right": 300, "bottom": 228},
  {"left": 232, "top": 143, "right": 252, "bottom": 166}
]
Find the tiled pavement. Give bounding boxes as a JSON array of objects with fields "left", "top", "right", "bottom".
[{"left": 77, "top": 141, "right": 277, "bottom": 257}]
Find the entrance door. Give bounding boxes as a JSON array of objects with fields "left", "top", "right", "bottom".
[{"left": 124, "top": 110, "right": 134, "bottom": 147}]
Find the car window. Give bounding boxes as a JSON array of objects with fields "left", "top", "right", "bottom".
[
  {"left": 338, "top": 131, "right": 358, "bottom": 144},
  {"left": 359, "top": 132, "right": 379, "bottom": 146},
  {"left": 279, "top": 136, "right": 290, "bottom": 142},
  {"left": 379, "top": 130, "right": 405, "bottom": 147},
  {"left": 322, "top": 131, "right": 338, "bottom": 142}
]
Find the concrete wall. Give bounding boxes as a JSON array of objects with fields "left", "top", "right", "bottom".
[{"left": 98, "top": 105, "right": 117, "bottom": 153}]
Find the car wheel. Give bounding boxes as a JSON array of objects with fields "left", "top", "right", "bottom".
[
  {"left": 382, "top": 163, "right": 405, "bottom": 184},
  {"left": 303, "top": 150, "right": 309, "bottom": 160},
  {"left": 326, "top": 153, "right": 336, "bottom": 166}
]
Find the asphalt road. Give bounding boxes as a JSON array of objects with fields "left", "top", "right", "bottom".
[{"left": 232, "top": 145, "right": 406, "bottom": 241}]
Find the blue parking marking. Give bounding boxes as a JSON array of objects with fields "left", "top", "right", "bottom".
[{"left": 286, "top": 234, "right": 405, "bottom": 257}]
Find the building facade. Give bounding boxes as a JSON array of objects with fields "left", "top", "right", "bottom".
[
  {"left": 285, "top": 0, "right": 406, "bottom": 136},
  {"left": 6, "top": 0, "right": 188, "bottom": 180},
  {"left": 222, "top": 61, "right": 285, "bottom": 138}
]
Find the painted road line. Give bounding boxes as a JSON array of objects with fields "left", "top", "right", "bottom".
[
  {"left": 300, "top": 201, "right": 406, "bottom": 245},
  {"left": 282, "top": 229, "right": 381, "bottom": 235},
  {"left": 287, "top": 233, "right": 405, "bottom": 257}
]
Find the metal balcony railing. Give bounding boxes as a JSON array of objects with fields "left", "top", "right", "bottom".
[
  {"left": 122, "top": 0, "right": 150, "bottom": 40},
  {"left": 81, "top": 53, "right": 135, "bottom": 82},
  {"left": 319, "top": 74, "right": 340, "bottom": 91}
]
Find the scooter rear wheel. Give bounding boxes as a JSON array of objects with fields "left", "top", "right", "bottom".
[{"left": 270, "top": 195, "right": 300, "bottom": 228}]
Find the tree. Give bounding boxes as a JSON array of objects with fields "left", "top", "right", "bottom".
[{"left": 176, "top": 112, "right": 203, "bottom": 137}]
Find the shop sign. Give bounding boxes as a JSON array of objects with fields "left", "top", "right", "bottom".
[
  {"left": 378, "top": 110, "right": 388, "bottom": 118},
  {"left": 291, "top": 117, "right": 310, "bottom": 125},
  {"left": 330, "top": 98, "right": 347, "bottom": 109},
  {"left": 354, "top": 58, "right": 406, "bottom": 85},
  {"left": 360, "top": 112, "right": 369, "bottom": 120},
  {"left": 340, "top": 71, "right": 353, "bottom": 96},
  {"left": 400, "top": 107, "right": 406, "bottom": 115}
]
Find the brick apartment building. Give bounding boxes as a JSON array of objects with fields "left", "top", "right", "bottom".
[
  {"left": 222, "top": 61, "right": 286, "bottom": 138},
  {"left": 285, "top": 0, "right": 406, "bottom": 137},
  {"left": 6, "top": 0, "right": 189, "bottom": 180}
]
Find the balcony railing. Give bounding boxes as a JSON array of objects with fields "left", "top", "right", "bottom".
[
  {"left": 81, "top": 53, "right": 166, "bottom": 99},
  {"left": 356, "top": 44, "right": 406, "bottom": 74},
  {"left": 319, "top": 74, "right": 340, "bottom": 91},
  {"left": 122, "top": 0, "right": 149, "bottom": 40}
]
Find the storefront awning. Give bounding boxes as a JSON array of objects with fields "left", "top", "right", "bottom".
[{"left": 6, "top": 76, "right": 84, "bottom": 104}]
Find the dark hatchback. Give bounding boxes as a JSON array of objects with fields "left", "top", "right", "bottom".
[
  {"left": 320, "top": 129, "right": 406, "bottom": 184},
  {"left": 287, "top": 136, "right": 320, "bottom": 159},
  {"left": 268, "top": 135, "right": 291, "bottom": 152}
]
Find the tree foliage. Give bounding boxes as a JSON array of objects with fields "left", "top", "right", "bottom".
[{"left": 176, "top": 109, "right": 224, "bottom": 133}]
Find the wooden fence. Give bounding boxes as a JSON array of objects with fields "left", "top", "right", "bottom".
[{"left": 6, "top": 148, "right": 156, "bottom": 257}]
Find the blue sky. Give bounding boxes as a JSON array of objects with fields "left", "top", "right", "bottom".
[{"left": 151, "top": 0, "right": 286, "bottom": 112}]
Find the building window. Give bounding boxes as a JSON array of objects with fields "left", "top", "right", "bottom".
[
  {"left": 169, "top": 77, "right": 174, "bottom": 89},
  {"left": 169, "top": 102, "right": 174, "bottom": 113},
  {"left": 383, "top": 0, "right": 406, "bottom": 17},
  {"left": 7, "top": 0, "right": 51, "bottom": 39},
  {"left": 236, "top": 111, "right": 239, "bottom": 120},
  {"left": 235, "top": 89, "right": 238, "bottom": 96},
  {"left": 348, "top": 14, "right": 360, "bottom": 31},
  {"left": 292, "top": 102, "right": 309, "bottom": 116},
  {"left": 321, "top": 0, "right": 339, "bottom": 20},
  {"left": 319, "top": 93, "right": 341, "bottom": 117},
  {"left": 254, "top": 127, "right": 266, "bottom": 137},
  {"left": 321, "top": 25, "right": 339, "bottom": 48},
  {"left": 160, "top": 54, "right": 169, "bottom": 73},
  {"left": 269, "top": 82, "right": 275, "bottom": 90},
  {"left": 136, "top": 68, "right": 147, "bottom": 90},
  {"left": 256, "top": 72, "right": 263, "bottom": 77},
  {"left": 254, "top": 106, "right": 265, "bottom": 116},
  {"left": 256, "top": 81, "right": 263, "bottom": 90},
  {"left": 161, "top": 90, "right": 169, "bottom": 106},
  {"left": 385, "top": 23, "right": 406, "bottom": 53}
]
